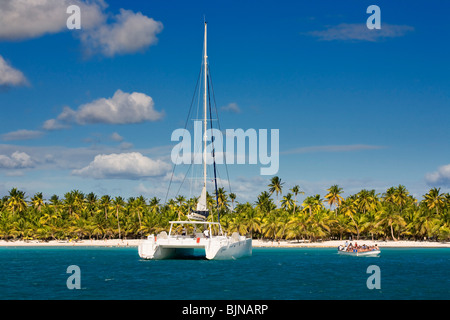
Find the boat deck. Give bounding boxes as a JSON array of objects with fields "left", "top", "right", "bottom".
[{"left": 156, "top": 236, "right": 208, "bottom": 248}]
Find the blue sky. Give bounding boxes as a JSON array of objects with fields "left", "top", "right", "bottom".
[{"left": 0, "top": 0, "right": 449, "bottom": 203}]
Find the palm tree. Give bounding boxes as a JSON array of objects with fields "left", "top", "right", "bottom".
[
  {"left": 30, "top": 192, "right": 44, "bottom": 212},
  {"left": 332, "top": 214, "right": 352, "bottom": 240},
  {"left": 268, "top": 176, "right": 284, "bottom": 207},
  {"left": 255, "top": 191, "right": 275, "bottom": 214},
  {"left": 113, "top": 196, "right": 125, "bottom": 239},
  {"left": 302, "top": 195, "right": 323, "bottom": 217},
  {"left": 38, "top": 203, "right": 61, "bottom": 239},
  {"left": 324, "top": 185, "right": 344, "bottom": 214},
  {"left": 424, "top": 187, "right": 445, "bottom": 215},
  {"left": 175, "top": 195, "right": 186, "bottom": 220},
  {"left": 175, "top": 195, "right": 185, "bottom": 207},
  {"left": 49, "top": 194, "right": 60, "bottom": 210},
  {"left": 243, "top": 208, "right": 261, "bottom": 238},
  {"left": 355, "top": 189, "right": 378, "bottom": 216},
  {"left": 6, "top": 188, "right": 27, "bottom": 214},
  {"left": 0, "top": 196, "right": 6, "bottom": 212},
  {"left": 99, "top": 195, "right": 112, "bottom": 219},
  {"left": 376, "top": 205, "right": 406, "bottom": 241},
  {"left": 64, "top": 190, "right": 85, "bottom": 218},
  {"left": 261, "top": 214, "right": 282, "bottom": 240},
  {"left": 228, "top": 214, "right": 247, "bottom": 235},
  {"left": 63, "top": 192, "right": 75, "bottom": 217},
  {"left": 383, "top": 187, "right": 396, "bottom": 205},
  {"left": 229, "top": 193, "right": 236, "bottom": 212},
  {"left": 310, "top": 209, "right": 334, "bottom": 241},
  {"left": 280, "top": 193, "right": 294, "bottom": 212},
  {"left": 411, "top": 208, "right": 440, "bottom": 240},
  {"left": 363, "top": 208, "right": 384, "bottom": 241},
  {"left": 290, "top": 185, "right": 304, "bottom": 214},
  {"left": 85, "top": 192, "right": 98, "bottom": 215},
  {"left": 149, "top": 197, "right": 161, "bottom": 214},
  {"left": 132, "top": 196, "right": 146, "bottom": 235},
  {"left": 286, "top": 214, "right": 308, "bottom": 241},
  {"left": 393, "top": 185, "right": 410, "bottom": 215},
  {"left": 216, "top": 187, "right": 228, "bottom": 210},
  {"left": 339, "top": 197, "right": 360, "bottom": 239}
]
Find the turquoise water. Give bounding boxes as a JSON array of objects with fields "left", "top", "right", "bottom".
[{"left": 0, "top": 247, "right": 448, "bottom": 299}]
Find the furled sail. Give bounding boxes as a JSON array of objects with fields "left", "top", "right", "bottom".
[
  {"left": 196, "top": 186, "right": 208, "bottom": 211},
  {"left": 188, "top": 185, "right": 209, "bottom": 221}
]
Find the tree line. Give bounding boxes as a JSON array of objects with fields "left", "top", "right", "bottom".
[{"left": 1, "top": 176, "right": 449, "bottom": 242}]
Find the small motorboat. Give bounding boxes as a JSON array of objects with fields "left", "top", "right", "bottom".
[{"left": 337, "top": 244, "right": 380, "bottom": 257}]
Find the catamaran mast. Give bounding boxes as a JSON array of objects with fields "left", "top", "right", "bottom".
[{"left": 203, "top": 21, "right": 208, "bottom": 190}]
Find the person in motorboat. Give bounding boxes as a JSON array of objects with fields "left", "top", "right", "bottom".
[
  {"left": 338, "top": 242, "right": 353, "bottom": 252},
  {"left": 339, "top": 242, "right": 380, "bottom": 254}
]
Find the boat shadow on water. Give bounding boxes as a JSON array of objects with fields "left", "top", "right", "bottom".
[{"left": 139, "top": 248, "right": 208, "bottom": 261}]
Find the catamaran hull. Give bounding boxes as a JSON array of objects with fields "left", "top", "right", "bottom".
[
  {"left": 138, "top": 238, "right": 252, "bottom": 260},
  {"left": 206, "top": 238, "right": 252, "bottom": 260},
  {"left": 138, "top": 243, "right": 194, "bottom": 260}
]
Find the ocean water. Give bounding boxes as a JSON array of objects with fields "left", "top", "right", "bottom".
[{"left": 0, "top": 247, "right": 448, "bottom": 300}]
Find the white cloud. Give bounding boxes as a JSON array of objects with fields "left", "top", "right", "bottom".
[
  {"left": 230, "top": 175, "right": 267, "bottom": 203},
  {"left": 119, "top": 142, "right": 133, "bottom": 150},
  {"left": 0, "top": 1, "right": 162, "bottom": 58},
  {"left": 42, "top": 118, "right": 70, "bottom": 131},
  {"left": 425, "top": 164, "right": 450, "bottom": 186},
  {"left": 44, "top": 89, "right": 164, "bottom": 128},
  {"left": 1, "top": 129, "right": 44, "bottom": 141},
  {"left": 134, "top": 182, "right": 153, "bottom": 196},
  {"left": 72, "top": 152, "right": 171, "bottom": 179},
  {"left": 307, "top": 23, "right": 414, "bottom": 42},
  {"left": 221, "top": 102, "right": 242, "bottom": 114},
  {"left": 0, "top": 143, "right": 173, "bottom": 172},
  {"left": 110, "top": 132, "right": 124, "bottom": 142},
  {"left": 0, "top": 0, "right": 105, "bottom": 40},
  {"left": 79, "top": 8, "right": 163, "bottom": 57},
  {"left": 0, "top": 55, "right": 28, "bottom": 87},
  {"left": 0, "top": 151, "right": 34, "bottom": 169}
]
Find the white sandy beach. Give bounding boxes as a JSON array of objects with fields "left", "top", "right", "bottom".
[
  {"left": 0, "top": 239, "right": 449, "bottom": 248},
  {"left": 251, "top": 239, "right": 450, "bottom": 248}
]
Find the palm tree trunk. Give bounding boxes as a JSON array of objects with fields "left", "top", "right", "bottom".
[
  {"left": 138, "top": 211, "right": 142, "bottom": 235},
  {"left": 116, "top": 208, "right": 121, "bottom": 240},
  {"left": 349, "top": 215, "right": 359, "bottom": 240},
  {"left": 390, "top": 223, "right": 397, "bottom": 241},
  {"left": 293, "top": 195, "right": 297, "bottom": 214}
]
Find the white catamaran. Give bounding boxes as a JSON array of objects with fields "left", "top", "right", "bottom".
[{"left": 138, "top": 21, "right": 252, "bottom": 260}]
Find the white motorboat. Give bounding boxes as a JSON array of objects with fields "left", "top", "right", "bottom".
[
  {"left": 138, "top": 21, "right": 252, "bottom": 260},
  {"left": 337, "top": 245, "right": 380, "bottom": 257}
]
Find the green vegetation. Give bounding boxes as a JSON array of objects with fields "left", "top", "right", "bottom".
[{"left": 1, "top": 178, "right": 449, "bottom": 242}]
